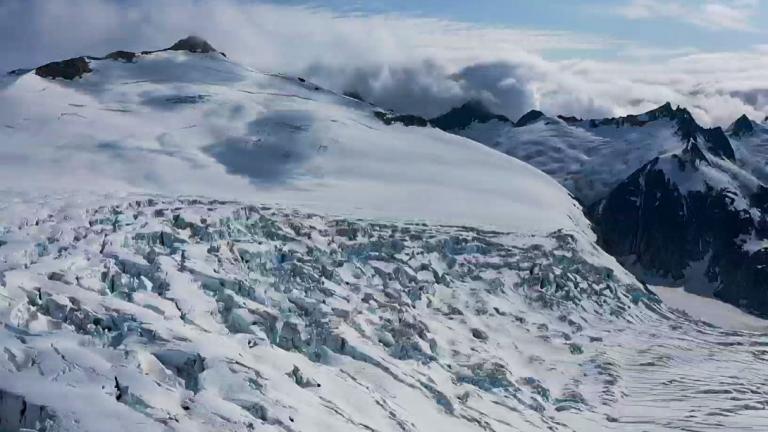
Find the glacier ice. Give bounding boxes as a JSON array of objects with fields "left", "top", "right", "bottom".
[{"left": 0, "top": 197, "right": 766, "bottom": 431}]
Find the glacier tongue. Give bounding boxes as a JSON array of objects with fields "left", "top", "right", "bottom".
[{"left": 0, "top": 196, "right": 766, "bottom": 431}]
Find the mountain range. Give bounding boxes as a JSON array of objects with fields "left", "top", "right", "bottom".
[{"left": 423, "top": 99, "right": 768, "bottom": 318}]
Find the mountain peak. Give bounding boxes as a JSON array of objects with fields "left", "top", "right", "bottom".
[
  {"left": 643, "top": 102, "right": 675, "bottom": 119},
  {"left": 729, "top": 114, "right": 755, "bottom": 138},
  {"left": 515, "top": 110, "right": 545, "bottom": 127},
  {"left": 166, "top": 36, "right": 218, "bottom": 54},
  {"left": 429, "top": 100, "right": 511, "bottom": 131}
]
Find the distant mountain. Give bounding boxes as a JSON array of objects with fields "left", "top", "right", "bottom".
[
  {"left": 432, "top": 100, "right": 768, "bottom": 317},
  {"left": 590, "top": 139, "right": 768, "bottom": 316},
  {"left": 429, "top": 100, "right": 511, "bottom": 131},
  {"left": 728, "top": 114, "right": 755, "bottom": 138}
]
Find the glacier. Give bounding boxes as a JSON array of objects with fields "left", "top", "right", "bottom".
[{"left": 0, "top": 38, "right": 767, "bottom": 431}]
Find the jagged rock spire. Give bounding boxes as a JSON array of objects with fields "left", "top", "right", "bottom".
[
  {"left": 430, "top": 100, "right": 511, "bottom": 131},
  {"left": 515, "top": 110, "right": 545, "bottom": 127},
  {"left": 729, "top": 114, "right": 755, "bottom": 138}
]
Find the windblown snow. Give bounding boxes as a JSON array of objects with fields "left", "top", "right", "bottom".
[{"left": 1, "top": 41, "right": 767, "bottom": 432}]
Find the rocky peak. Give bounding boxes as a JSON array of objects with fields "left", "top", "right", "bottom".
[
  {"left": 654, "top": 105, "right": 736, "bottom": 162},
  {"left": 728, "top": 114, "right": 755, "bottom": 138},
  {"left": 430, "top": 100, "right": 511, "bottom": 131},
  {"left": 679, "top": 141, "right": 710, "bottom": 168},
  {"left": 515, "top": 110, "right": 546, "bottom": 128},
  {"left": 34, "top": 57, "right": 92, "bottom": 80},
  {"left": 644, "top": 102, "right": 675, "bottom": 120},
  {"left": 586, "top": 103, "right": 689, "bottom": 129},
  {"left": 701, "top": 127, "right": 736, "bottom": 161},
  {"left": 165, "top": 36, "right": 218, "bottom": 54}
]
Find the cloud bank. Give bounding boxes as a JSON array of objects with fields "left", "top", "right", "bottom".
[
  {"left": 615, "top": 0, "right": 761, "bottom": 32},
  {"left": 1, "top": 0, "right": 767, "bottom": 126}
]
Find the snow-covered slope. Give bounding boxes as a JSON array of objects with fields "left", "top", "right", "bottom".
[
  {"left": 449, "top": 103, "right": 734, "bottom": 204},
  {"left": 0, "top": 39, "right": 583, "bottom": 237},
  {"left": 728, "top": 114, "right": 768, "bottom": 183}
]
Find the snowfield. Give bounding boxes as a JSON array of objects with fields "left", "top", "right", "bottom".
[
  {"left": 1, "top": 40, "right": 768, "bottom": 431},
  {"left": 458, "top": 114, "right": 686, "bottom": 204},
  {"left": 0, "top": 49, "right": 584, "bottom": 236}
]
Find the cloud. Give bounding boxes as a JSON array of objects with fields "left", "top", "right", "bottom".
[
  {"left": 614, "top": 0, "right": 760, "bottom": 31},
  {"left": 305, "top": 61, "right": 536, "bottom": 120},
  {"left": 0, "top": 0, "right": 767, "bottom": 127},
  {"left": 0, "top": 0, "right": 614, "bottom": 73}
]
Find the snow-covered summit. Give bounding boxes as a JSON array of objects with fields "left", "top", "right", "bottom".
[
  {"left": 0, "top": 37, "right": 587, "bottom": 236},
  {"left": 439, "top": 101, "right": 739, "bottom": 203}
]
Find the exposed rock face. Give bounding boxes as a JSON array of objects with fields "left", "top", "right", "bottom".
[
  {"left": 591, "top": 103, "right": 736, "bottom": 162},
  {"left": 557, "top": 115, "right": 582, "bottom": 124},
  {"left": 729, "top": 114, "right": 755, "bottom": 138},
  {"left": 34, "top": 57, "right": 92, "bottom": 80},
  {"left": 29, "top": 37, "right": 226, "bottom": 82},
  {"left": 104, "top": 50, "right": 138, "bottom": 63},
  {"left": 515, "top": 110, "right": 546, "bottom": 127},
  {"left": 591, "top": 142, "right": 768, "bottom": 316},
  {"left": 373, "top": 110, "right": 429, "bottom": 127},
  {"left": 430, "top": 100, "right": 511, "bottom": 131},
  {"left": 166, "top": 36, "right": 218, "bottom": 53},
  {"left": 700, "top": 126, "right": 735, "bottom": 161}
]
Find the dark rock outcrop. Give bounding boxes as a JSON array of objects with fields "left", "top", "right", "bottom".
[
  {"left": 7, "top": 68, "right": 31, "bottom": 76},
  {"left": 104, "top": 50, "right": 138, "bottom": 63},
  {"left": 374, "top": 111, "right": 429, "bottom": 127},
  {"left": 34, "top": 57, "right": 92, "bottom": 80},
  {"left": 29, "top": 36, "right": 225, "bottom": 82},
  {"left": 515, "top": 110, "right": 545, "bottom": 127},
  {"left": 729, "top": 114, "right": 755, "bottom": 138},
  {"left": 557, "top": 115, "right": 582, "bottom": 124},
  {"left": 590, "top": 144, "right": 768, "bottom": 316},
  {"left": 430, "top": 100, "right": 511, "bottom": 131},
  {"left": 701, "top": 127, "right": 735, "bottom": 161},
  {"left": 166, "top": 36, "right": 218, "bottom": 53},
  {"left": 343, "top": 91, "right": 365, "bottom": 102}
]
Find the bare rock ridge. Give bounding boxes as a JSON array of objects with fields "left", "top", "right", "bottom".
[
  {"left": 429, "top": 100, "right": 512, "bottom": 131},
  {"left": 32, "top": 36, "right": 222, "bottom": 80},
  {"left": 728, "top": 114, "right": 755, "bottom": 138},
  {"left": 514, "top": 109, "right": 546, "bottom": 127},
  {"left": 34, "top": 57, "right": 92, "bottom": 80}
]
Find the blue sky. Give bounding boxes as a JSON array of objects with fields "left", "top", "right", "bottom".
[{"left": 265, "top": 0, "right": 768, "bottom": 58}]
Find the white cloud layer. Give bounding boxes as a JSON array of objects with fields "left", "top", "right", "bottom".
[
  {"left": 615, "top": 0, "right": 761, "bottom": 31},
  {"left": 1, "top": 0, "right": 767, "bottom": 126}
]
